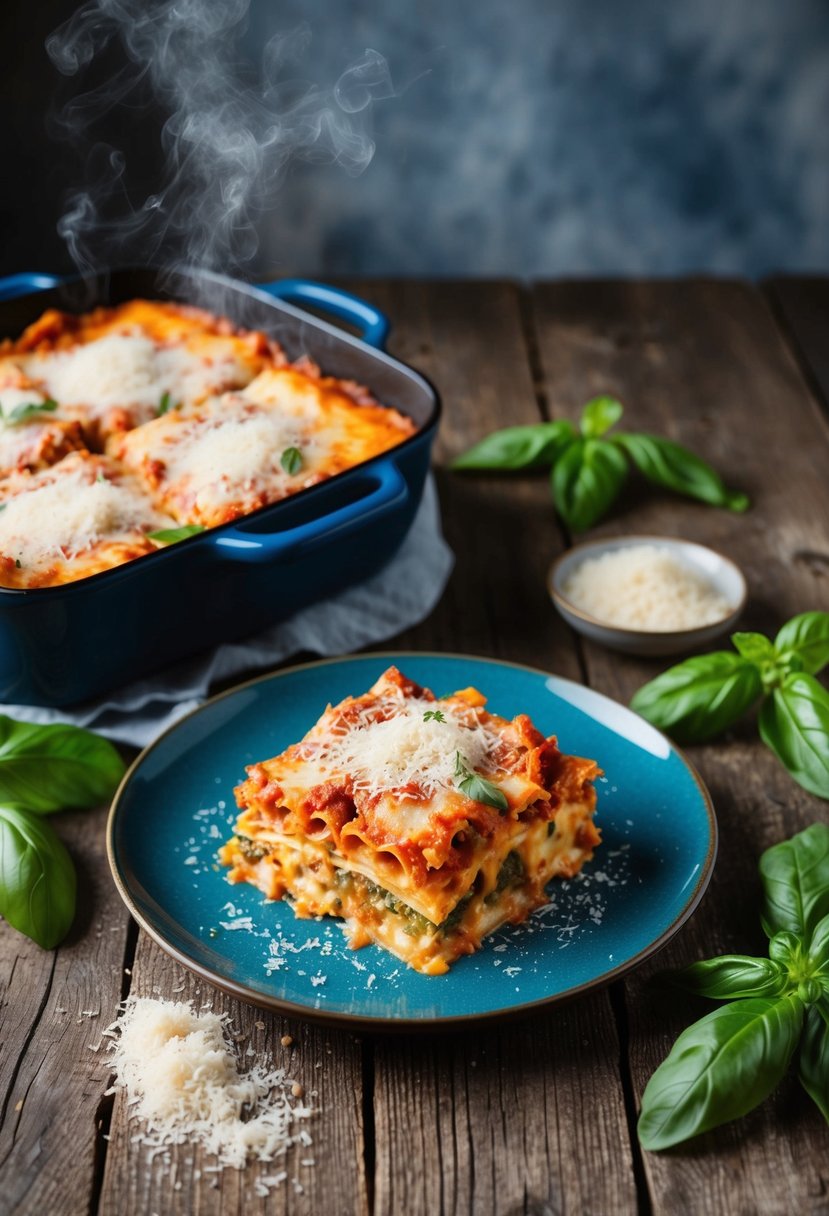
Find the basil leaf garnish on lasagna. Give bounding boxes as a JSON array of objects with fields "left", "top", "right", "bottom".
[{"left": 220, "top": 666, "right": 601, "bottom": 975}]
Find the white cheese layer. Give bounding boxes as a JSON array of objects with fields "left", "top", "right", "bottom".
[
  {"left": 23, "top": 333, "right": 253, "bottom": 416},
  {"left": 0, "top": 466, "right": 162, "bottom": 565}
]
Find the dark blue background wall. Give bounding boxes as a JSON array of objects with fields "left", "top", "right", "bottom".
[
  {"left": 250, "top": 0, "right": 829, "bottom": 278},
  {"left": 3, "top": 0, "right": 828, "bottom": 279}
]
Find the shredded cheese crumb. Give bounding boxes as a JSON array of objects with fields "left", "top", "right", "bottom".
[
  {"left": 562, "top": 544, "right": 732, "bottom": 631},
  {"left": 107, "top": 997, "right": 311, "bottom": 1173},
  {"left": 303, "top": 697, "right": 504, "bottom": 801}
]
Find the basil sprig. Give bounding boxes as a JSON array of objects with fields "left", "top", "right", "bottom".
[
  {"left": 452, "top": 396, "right": 748, "bottom": 531},
  {"left": 454, "top": 752, "right": 508, "bottom": 813},
  {"left": 0, "top": 718, "right": 125, "bottom": 949},
  {"left": 631, "top": 612, "right": 829, "bottom": 798},
  {"left": 0, "top": 398, "right": 59, "bottom": 427},
  {"left": 638, "top": 823, "right": 829, "bottom": 1150}
]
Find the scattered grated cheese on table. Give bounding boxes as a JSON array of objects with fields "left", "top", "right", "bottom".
[{"left": 107, "top": 997, "right": 311, "bottom": 1179}]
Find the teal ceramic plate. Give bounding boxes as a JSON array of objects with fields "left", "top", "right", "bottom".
[{"left": 108, "top": 653, "right": 717, "bottom": 1029}]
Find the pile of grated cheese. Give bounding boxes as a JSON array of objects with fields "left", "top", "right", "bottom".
[
  {"left": 308, "top": 698, "right": 504, "bottom": 800},
  {"left": 106, "top": 997, "right": 310, "bottom": 1174},
  {"left": 0, "top": 467, "right": 164, "bottom": 566},
  {"left": 562, "top": 544, "right": 732, "bottom": 631}
]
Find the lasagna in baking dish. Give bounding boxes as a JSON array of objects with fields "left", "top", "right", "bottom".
[
  {"left": 0, "top": 300, "right": 416, "bottom": 588},
  {"left": 220, "top": 667, "right": 601, "bottom": 974}
]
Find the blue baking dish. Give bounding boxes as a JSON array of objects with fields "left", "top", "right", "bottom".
[{"left": 0, "top": 267, "right": 440, "bottom": 707}]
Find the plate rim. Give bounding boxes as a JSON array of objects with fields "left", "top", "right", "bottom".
[{"left": 106, "top": 650, "right": 719, "bottom": 1031}]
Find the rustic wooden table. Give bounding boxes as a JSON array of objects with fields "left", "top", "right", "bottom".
[{"left": 1, "top": 278, "right": 828, "bottom": 1216}]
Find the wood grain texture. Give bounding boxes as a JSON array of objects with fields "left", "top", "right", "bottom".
[
  {"left": 765, "top": 276, "right": 829, "bottom": 413},
  {"left": 353, "top": 280, "right": 638, "bottom": 1216},
  {"left": 531, "top": 279, "right": 829, "bottom": 1214},
  {"left": 0, "top": 803, "right": 131, "bottom": 1216}
]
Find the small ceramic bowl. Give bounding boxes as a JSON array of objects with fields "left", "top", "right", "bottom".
[{"left": 548, "top": 535, "right": 747, "bottom": 657}]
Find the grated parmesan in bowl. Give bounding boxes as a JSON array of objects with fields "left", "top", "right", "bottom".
[{"left": 549, "top": 537, "right": 745, "bottom": 656}]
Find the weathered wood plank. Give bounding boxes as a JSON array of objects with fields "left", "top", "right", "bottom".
[
  {"left": 99, "top": 932, "right": 367, "bottom": 1216},
  {"left": 0, "top": 802, "right": 132, "bottom": 1215},
  {"left": 354, "top": 281, "right": 639, "bottom": 1216},
  {"left": 765, "top": 276, "right": 829, "bottom": 413},
  {"left": 531, "top": 278, "right": 829, "bottom": 1214}
]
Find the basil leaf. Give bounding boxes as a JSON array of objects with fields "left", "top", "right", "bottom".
[
  {"left": 613, "top": 432, "right": 749, "bottom": 512},
  {"left": 808, "top": 914, "right": 829, "bottom": 973},
  {"left": 759, "top": 822, "right": 829, "bottom": 941},
  {"left": 759, "top": 673, "right": 829, "bottom": 799},
  {"left": 731, "top": 632, "right": 775, "bottom": 667},
  {"left": 452, "top": 420, "right": 576, "bottom": 471},
  {"left": 148, "top": 524, "right": 206, "bottom": 544},
  {"left": 637, "top": 995, "right": 804, "bottom": 1151},
  {"left": 675, "top": 956, "right": 788, "bottom": 1000},
  {"left": 774, "top": 612, "right": 829, "bottom": 677},
  {"left": 550, "top": 437, "right": 627, "bottom": 532},
  {"left": 798, "top": 1003, "right": 829, "bottom": 1122},
  {"left": 768, "top": 930, "right": 803, "bottom": 967},
  {"left": 454, "top": 752, "right": 508, "bottom": 812},
  {"left": 580, "top": 396, "right": 623, "bottom": 439},
  {"left": 0, "top": 806, "right": 76, "bottom": 949},
  {"left": 630, "top": 652, "right": 762, "bottom": 745},
  {"left": 0, "top": 717, "right": 125, "bottom": 813},
  {"left": 458, "top": 772, "right": 508, "bottom": 813},
  {"left": 158, "top": 390, "right": 172, "bottom": 415},
  {"left": 280, "top": 446, "right": 303, "bottom": 475},
  {"left": 3, "top": 398, "right": 59, "bottom": 426}
]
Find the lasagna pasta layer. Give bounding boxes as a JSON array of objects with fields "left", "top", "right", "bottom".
[{"left": 222, "top": 666, "right": 601, "bottom": 974}]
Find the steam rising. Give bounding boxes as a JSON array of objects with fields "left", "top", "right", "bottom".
[{"left": 46, "top": 0, "right": 393, "bottom": 277}]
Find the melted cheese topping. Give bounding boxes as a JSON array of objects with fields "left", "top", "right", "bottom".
[
  {"left": 0, "top": 456, "right": 167, "bottom": 567},
  {"left": 23, "top": 333, "right": 252, "bottom": 416},
  {"left": 162, "top": 402, "right": 306, "bottom": 506}
]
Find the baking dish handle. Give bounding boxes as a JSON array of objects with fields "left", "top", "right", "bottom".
[
  {"left": 210, "top": 460, "right": 408, "bottom": 563},
  {"left": 0, "top": 273, "right": 63, "bottom": 301},
  {"left": 256, "top": 278, "right": 390, "bottom": 350}
]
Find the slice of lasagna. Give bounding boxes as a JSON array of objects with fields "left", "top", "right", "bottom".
[
  {"left": 220, "top": 666, "right": 601, "bottom": 975},
  {"left": 0, "top": 450, "right": 177, "bottom": 588},
  {"left": 0, "top": 299, "right": 283, "bottom": 446},
  {"left": 108, "top": 366, "right": 416, "bottom": 528}
]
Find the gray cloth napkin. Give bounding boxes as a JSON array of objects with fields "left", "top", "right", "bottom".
[{"left": 2, "top": 476, "right": 453, "bottom": 748}]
